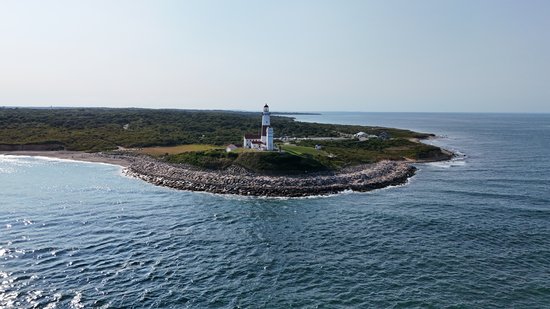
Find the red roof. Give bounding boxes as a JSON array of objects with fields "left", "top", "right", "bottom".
[{"left": 244, "top": 134, "right": 261, "bottom": 139}]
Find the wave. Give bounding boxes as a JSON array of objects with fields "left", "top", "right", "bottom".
[
  {"left": 216, "top": 178, "right": 414, "bottom": 201},
  {"left": 0, "top": 154, "right": 123, "bottom": 168},
  {"left": 365, "top": 174, "right": 416, "bottom": 193},
  {"left": 0, "top": 154, "right": 36, "bottom": 164},
  {"left": 424, "top": 150, "right": 467, "bottom": 168},
  {"left": 180, "top": 189, "right": 354, "bottom": 201},
  {"left": 427, "top": 160, "right": 466, "bottom": 169},
  {"left": 0, "top": 154, "right": 38, "bottom": 173}
]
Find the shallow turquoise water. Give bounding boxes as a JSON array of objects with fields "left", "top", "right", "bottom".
[{"left": 1, "top": 113, "right": 550, "bottom": 308}]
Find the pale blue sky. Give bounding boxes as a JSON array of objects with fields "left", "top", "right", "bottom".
[{"left": 1, "top": 0, "right": 549, "bottom": 112}]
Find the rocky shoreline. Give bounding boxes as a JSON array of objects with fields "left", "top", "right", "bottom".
[
  {"left": 0, "top": 151, "right": 418, "bottom": 197},
  {"left": 123, "top": 155, "right": 416, "bottom": 197}
]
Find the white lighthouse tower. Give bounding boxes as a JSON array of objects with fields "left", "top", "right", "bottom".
[
  {"left": 243, "top": 104, "right": 275, "bottom": 151},
  {"left": 261, "top": 104, "right": 274, "bottom": 151}
]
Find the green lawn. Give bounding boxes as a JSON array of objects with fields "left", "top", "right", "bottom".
[
  {"left": 139, "top": 144, "right": 221, "bottom": 156},
  {"left": 280, "top": 144, "right": 329, "bottom": 157},
  {"left": 157, "top": 139, "right": 451, "bottom": 174}
]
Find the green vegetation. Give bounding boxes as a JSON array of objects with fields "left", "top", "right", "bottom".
[
  {"left": 0, "top": 107, "right": 451, "bottom": 173},
  {"left": 291, "top": 138, "right": 450, "bottom": 168},
  {"left": 165, "top": 149, "right": 329, "bottom": 175},
  {"left": 0, "top": 107, "right": 432, "bottom": 151},
  {"left": 280, "top": 144, "right": 329, "bottom": 157},
  {"left": 159, "top": 137, "right": 450, "bottom": 174},
  {"left": 234, "top": 152, "right": 328, "bottom": 174},
  {"left": 165, "top": 149, "right": 238, "bottom": 170},
  {"left": 139, "top": 144, "right": 221, "bottom": 156}
]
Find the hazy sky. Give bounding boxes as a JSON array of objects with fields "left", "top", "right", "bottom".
[{"left": 1, "top": 0, "right": 549, "bottom": 112}]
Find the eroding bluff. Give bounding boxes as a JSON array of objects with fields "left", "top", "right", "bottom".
[{"left": 124, "top": 156, "right": 416, "bottom": 197}]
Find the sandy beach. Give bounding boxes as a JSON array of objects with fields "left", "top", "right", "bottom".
[{"left": 0, "top": 151, "right": 132, "bottom": 167}]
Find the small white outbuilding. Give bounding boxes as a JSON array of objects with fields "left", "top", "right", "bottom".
[{"left": 226, "top": 144, "right": 238, "bottom": 152}]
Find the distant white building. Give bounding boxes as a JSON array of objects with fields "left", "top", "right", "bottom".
[
  {"left": 355, "top": 131, "right": 379, "bottom": 141},
  {"left": 243, "top": 104, "right": 274, "bottom": 151},
  {"left": 226, "top": 144, "right": 238, "bottom": 152}
]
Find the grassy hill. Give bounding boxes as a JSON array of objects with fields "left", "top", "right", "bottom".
[
  {"left": 158, "top": 138, "right": 451, "bottom": 174},
  {"left": 164, "top": 150, "right": 329, "bottom": 175}
]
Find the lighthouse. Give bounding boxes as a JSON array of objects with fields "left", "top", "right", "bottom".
[
  {"left": 261, "top": 104, "right": 274, "bottom": 151},
  {"left": 243, "top": 104, "right": 275, "bottom": 151}
]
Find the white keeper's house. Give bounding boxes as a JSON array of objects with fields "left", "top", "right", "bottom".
[{"left": 243, "top": 104, "right": 274, "bottom": 151}]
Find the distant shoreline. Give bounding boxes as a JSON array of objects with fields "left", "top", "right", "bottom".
[{"left": 271, "top": 112, "right": 322, "bottom": 116}]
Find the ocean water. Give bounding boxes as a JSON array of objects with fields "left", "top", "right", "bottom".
[{"left": 1, "top": 113, "right": 550, "bottom": 308}]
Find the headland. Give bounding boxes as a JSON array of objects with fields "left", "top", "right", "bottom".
[{"left": 0, "top": 107, "right": 454, "bottom": 197}]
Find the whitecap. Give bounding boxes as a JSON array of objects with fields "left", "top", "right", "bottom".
[
  {"left": 426, "top": 159, "right": 466, "bottom": 169},
  {"left": 70, "top": 292, "right": 84, "bottom": 309},
  {"left": 0, "top": 155, "right": 37, "bottom": 169},
  {"left": 215, "top": 182, "right": 411, "bottom": 201},
  {"left": 1, "top": 154, "right": 123, "bottom": 169}
]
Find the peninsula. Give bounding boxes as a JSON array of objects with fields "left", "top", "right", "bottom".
[{"left": 0, "top": 107, "right": 453, "bottom": 197}]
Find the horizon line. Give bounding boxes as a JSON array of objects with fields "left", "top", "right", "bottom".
[{"left": 1, "top": 105, "right": 549, "bottom": 115}]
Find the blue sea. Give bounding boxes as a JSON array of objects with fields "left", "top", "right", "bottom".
[{"left": 1, "top": 113, "right": 550, "bottom": 308}]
